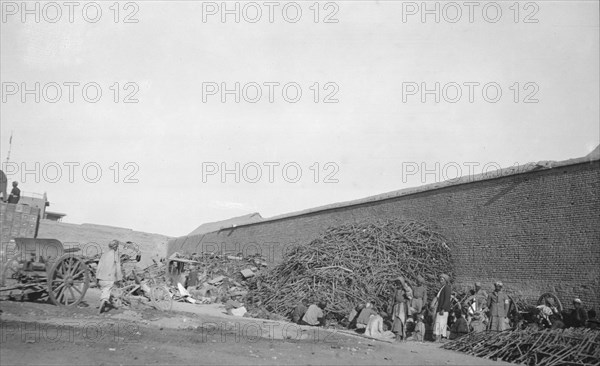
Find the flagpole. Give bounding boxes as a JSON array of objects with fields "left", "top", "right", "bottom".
[{"left": 5, "top": 131, "right": 13, "bottom": 166}]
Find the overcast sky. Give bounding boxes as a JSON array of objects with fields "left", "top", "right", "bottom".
[{"left": 1, "top": 1, "right": 598, "bottom": 237}]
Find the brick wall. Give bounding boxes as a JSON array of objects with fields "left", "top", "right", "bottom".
[
  {"left": 169, "top": 160, "right": 600, "bottom": 310},
  {"left": 1, "top": 203, "right": 40, "bottom": 248}
]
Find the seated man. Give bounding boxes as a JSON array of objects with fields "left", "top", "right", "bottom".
[
  {"left": 300, "top": 301, "right": 327, "bottom": 326},
  {"left": 536, "top": 301, "right": 562, "bottom": 328},
  {"left": 449, "top": 310, "right": 469, "bottom": 340},
  {"left": 570, "top": 298, "right": 588, "bottom": 328},
  {"left": 7, "top": 181, "right": 20, "bottom": 204},
  {"left": 469, "top": 312, "right": 486, "bottom": 334},
  {"left": 365, "top": 311, "right": 395, "bottom": 340},
  {"left": 586, "top": 309, "right": 598, "bottom": 330},
  {"left": 356, "top": 303, "right": 377, "bottom": 330},
  {"left": 347, "top": 304, "right": 364, "bottom": 329},
  {"left": 291, "top": 299, "right": 309, "bottom": 324}
]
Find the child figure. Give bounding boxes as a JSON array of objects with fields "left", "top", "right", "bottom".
[
  {"left": 449, "top": 309, "right": 469, "bottom": 340},
  {"left": 469, "top": 311, "right": 486, "bottom": 334},
  {"left": 413, "top": 314, "right": 426, "bottom": 342}
]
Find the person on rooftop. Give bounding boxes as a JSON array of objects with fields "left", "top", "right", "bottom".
[{"left": 7, "top": 181, "right": 20, "bottom": 204}]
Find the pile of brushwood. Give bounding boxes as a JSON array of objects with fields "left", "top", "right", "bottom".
[
  {"left": 442, "top": 328, "right": 599, "bottom": 365},
  {"left": 244, "top": 219, "right": 452, "bottom": 320}
]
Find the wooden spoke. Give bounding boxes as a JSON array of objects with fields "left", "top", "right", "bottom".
[
  {"left": 68, "top": 261, "right": 81, "bottom": 277},
  {"left": 72, "top": 269, "right": 86, "bottom": 279},
  {"left": 53, "top": 282, "right": 66, "bottom": 293},
  {"left": 68, "top": 287, "right": 76, "bottom": 303},
  {"left": 57, "top": 288, "right": 65, "bottom": 304}
]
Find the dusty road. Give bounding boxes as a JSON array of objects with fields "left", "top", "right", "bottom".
[{"left": 0, "top": 292, "right": 509, "bottom": 365}]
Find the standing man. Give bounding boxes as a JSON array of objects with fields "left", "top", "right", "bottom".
[
  {"left": 474, "top": 282, "right": 487, "bottom": 298},
  {"left": 468, "top": 282, "right": 489, "bottom": 321},
  {"left": 96, "top": 240, "right": 123, "bottom": 314},
  {"left": 7, "top": 181, "right": 20, "bottom": 204},
  {"left": 434, "top": 274, "right": 452, "bottom": 342},
  {"left": 411, "top": 275, "right": 428, "bottom": 316},
  {"left": 487, "top": 281, "right": 510, "bottom": 331},
  {"left": 391, "top": 277, "right": 412, "bottom": 341}
]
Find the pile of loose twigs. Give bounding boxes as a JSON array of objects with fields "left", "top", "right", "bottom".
[
  {"left": 245, "top": 220, "right": 452, "bottom": 319},
  {"left": 442, "top": 328, "right": 600, "bottom": 365}
]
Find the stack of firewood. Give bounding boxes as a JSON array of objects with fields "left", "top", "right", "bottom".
[
  {"left": 244, "top": 219, "right": 453, "bottom": 319},
  {"left": 442, "top": 328, "right": 600, "bottom": 365}
]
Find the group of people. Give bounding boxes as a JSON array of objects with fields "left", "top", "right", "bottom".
[
  {"left": 337, "top": 274, "right": 446, "bottom": 342},
  {"left": 535, "top": 297, "right": 598, "bottom": 330},
  {"left": 291, "top": 299, "right": 328, "bottom": 326},
  {"left": 289, "top": 273, "right": 598, "bottom": 342}
]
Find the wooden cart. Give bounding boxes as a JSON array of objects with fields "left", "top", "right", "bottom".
[{"left": 0, "top": 238, "right": 90, "bottom": 306}]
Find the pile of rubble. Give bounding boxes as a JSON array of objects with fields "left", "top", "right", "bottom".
[
  {"left": 99, "top": 251, "right": 270, "bottom": 315},
  {"left": 157, "top": 252, "right": 269, "bottom": 313}
]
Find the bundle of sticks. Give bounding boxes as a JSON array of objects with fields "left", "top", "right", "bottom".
[
  {"left": 244, "top": 219, "right": 453, "bottom": 319},
  {"left": 442, "top": 328, "right": 600, "bottom": 365}
]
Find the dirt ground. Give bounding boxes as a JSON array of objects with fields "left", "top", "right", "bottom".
[{"left": 0, "top": 290, "right": 510, "bottom": 365}]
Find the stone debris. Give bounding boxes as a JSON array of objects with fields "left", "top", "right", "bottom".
[
  {"left": 240, "top": 269, "right": 255, "bottom": 279},
  {"left": 144, "top": 252, "right": 269, "bottom": 308}
]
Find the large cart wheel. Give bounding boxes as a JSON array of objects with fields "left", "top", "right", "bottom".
[
  {"left": 150, "top": 285, "right": 172, "bottom": 311},
  {"left": 1, "top": 254, "right": 22, "bottom": 287},
  {"left": 450, "top": 294, "right": 462, "bottom": 312},
  {"left": 47, "top": 255, "right": 90, "bottom": 307},
  {"left": 507, "top": 295, "right": 520, "bottom": 330},
  {"left": 538, "top": 292, "right": 563, "bottom": 313}
]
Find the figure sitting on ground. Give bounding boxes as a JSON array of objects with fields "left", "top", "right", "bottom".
[
  {"left": 469, "top": 311, "right": 487, "bottom": 334},
  {"left": 356, "top": 302, "right": 377, "bottom": 331},
  {"left": 364, "top": 311, "right": 395, "bottom": 340},
  {"left": 291, "top": 299, "right": 309, "bottom": 324},
  {"left": 586, "top": 309, "right": 598, "bottom": 330},
  {"left": 570, "top": 298, "right": 588, "bottom": 328},
  {"left": 347, "top": 303, "right": 364, "bottom": 329},
  {"left": 300, "top": 301, "right": 327, "bottom": 326},
  {"left": 449, "top": 309, "right": 469, "bottom": 340}
]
